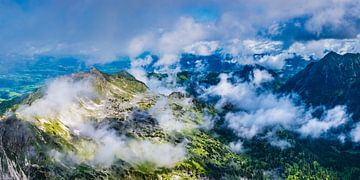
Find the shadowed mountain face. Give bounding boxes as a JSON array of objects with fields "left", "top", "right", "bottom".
[{"left": 281, "top": 52, "right": 360, "bottom": 120}]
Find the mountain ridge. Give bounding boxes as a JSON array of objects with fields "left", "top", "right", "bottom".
[
  {"left": 281, "top": 51, "right": 360, "bottom": 120},
  {"left": 0, "top": 68, "right": 260, "bottom": 179}
]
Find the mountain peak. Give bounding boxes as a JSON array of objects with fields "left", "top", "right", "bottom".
[
  {"left": 90, "top": 67, "right": 104, "bottom": 76},
  {"left": 320, "top": 51, "right": 342, "bottom": 65},
  {"left": 324, "top": 51, "right": 340, "bottom": 57},
  {"left": 322, "top": 51, "right": 360, "bottom": 63}
]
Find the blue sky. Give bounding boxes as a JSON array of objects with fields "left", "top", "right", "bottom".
[{"left": 0, "top": 0, "right": 360, "bottom": 64}]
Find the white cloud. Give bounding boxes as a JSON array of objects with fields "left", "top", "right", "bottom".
[
  {"left": 128, "top": 34, "right": 156, "bottom": 58},
  {"left": 129, "top": 17, "right": 215, "bottom": 69},
  {"left": 148, "top": 95, "right": 198, "bottom": 133},
  {"left": 252, "top": 69, "right": 274, "bottom": 85},
  {"left": 85, "top": 129, "right": 186, "bottom": 168},
  {"left": 206, "top": 73, "right": 289, "bottom": 112},
  {"left": 287, "top": 38, "right": 360, "bottom": 60},
  {"left": 204, "top": 73, "right": 352, "bottom": 146},
  {"left": 183, "top": 41, "right": 220, "bottom": 56},
  {"left": 298, "top": 106, "right": 349, "bottom": 138},
  {"left": 265, "top": 132, "right": 292, "bottom": 149},
  {"left": 17, "top": 76, "right": 98, "bottom": 125},
  {"left": 205, "top": 73, "right": 300, "bottom": 139},
  {"left": 242, "top": 40, "right": 283, "bottom": 54},
  {"left": 304, "top": 1, "right": 358, "bottom": 35},
  {"left": 155, "top": 54, "right": 179, "bottom": 67},
  {"left": 221, "top": 39, "right": 283, "bottom": 57},
  {"left": 220, "top": 39, "right": 290, "bottom": 69},
  {"left": 148, "top": 97, "right": 186, "bottom": 133},
  {"left": 226, "top": 104, "right": 298, "bottom": 139},
  {"left": 128, "top": 55, "right": 153, "bottom": 86},
  {"left": 229, "top": 140, "right": 244, "bottom": 153},
  {"left": 51, "top": 128, "right": 187, "bottom": 168},
  {"left": 351, "top": 123, "right": 360, "bottom": 142},
  {"left": 257, "top": 53, "right": 293, "bottom": 69},
  {"left": 128, "top": 54, "right": 186, "bottom": 96},
  {"left": 158, "top": 17, "right": 211, "bottom": 55},
  {"left": 269, "top": 139, "right": 292, "bottom": 150}
]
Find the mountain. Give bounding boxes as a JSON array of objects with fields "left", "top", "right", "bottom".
[
  {"left": 0, "top": 68, "right": 265, "bottom": 179},
  {"left": 281, "top": 52, "right": 360, "bottom": 120},
  {"left": 1, "top": 67, "right": 359, "bottom": 179}
]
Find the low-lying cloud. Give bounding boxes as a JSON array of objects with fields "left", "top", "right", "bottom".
[
  {"left": 51, "top": 126, "right": 186, "bottom": 168},
  {"left": 203, "top": 72, "right": 355, "bottom": 149},
  {"left": 298, "top": 106, "right": 349, "bottom": 138}
]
